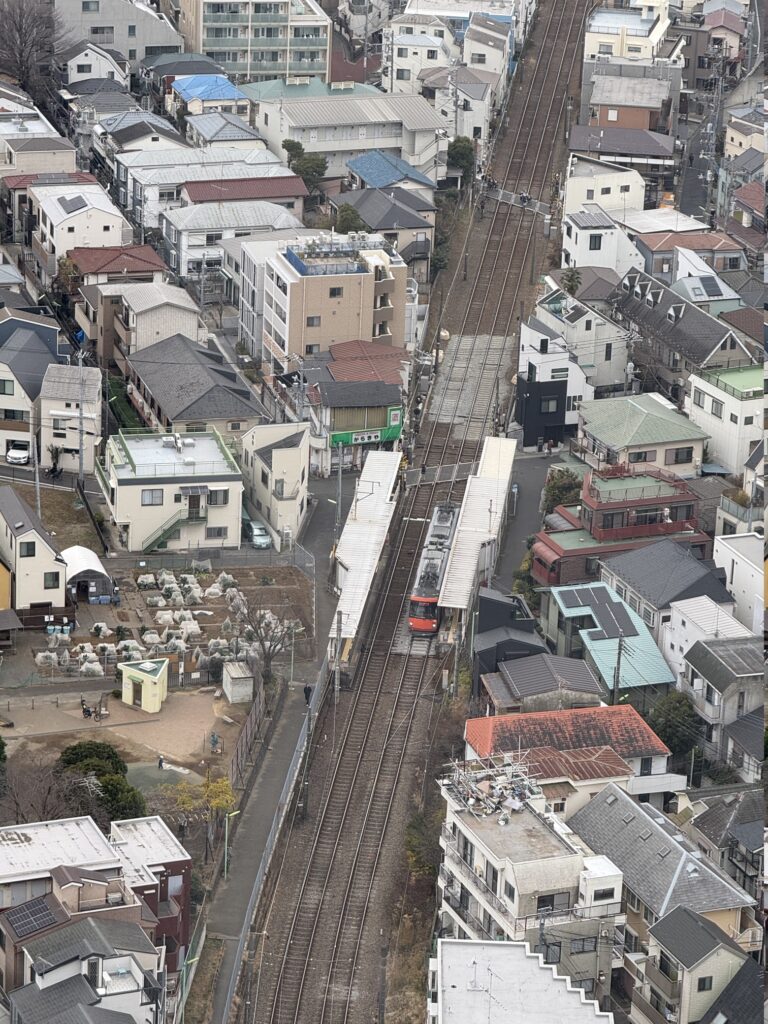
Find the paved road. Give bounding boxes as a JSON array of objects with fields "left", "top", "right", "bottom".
[{"left": 493, "top": 452, "right": 550, "bottom": 594}]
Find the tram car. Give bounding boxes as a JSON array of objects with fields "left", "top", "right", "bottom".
[{"left": 408, "top": 502, "right": 460, "bottom": 634}]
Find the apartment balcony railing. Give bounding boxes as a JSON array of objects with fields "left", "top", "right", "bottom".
[
  {"left": 442, "top": 888, "right": 495, "bottom": 941},
  {"left": 0, "top": 418, "right": 29, "bottom": 433},
  {"left": 30, "top": 235, "right": 56, "bottom": 278},
  {"left": 374, "top": 275, "right": 394, "bottom": 296},
  {"left": 289, "top": 60, "right": 326, "bottom": 71},
  {"left": 585, "top": 466, "right": 690, "bottom": 503},
  {"left": 590, "top": 517, "right": 699, "bottom": 543},
  {"left": 643, "top": 958, "right": 680, "bottom": 1001},
  {"left": 719, "top": 495, "right": 760, "bottom": 523},
  {"left": 440, "top": 836, "right": 508, "bottom": 916},
  {"left": 631, "top": 989, "right": 673, "bottom": 1024},
  {"left": 94, "top": 459, "right": 111, "bottom": 499},
  {"left": 690, "top": 693, "right": 721, "bottom": 723},
  {"left": 728, "top": 923, "right": 763, "bottom": 951}
]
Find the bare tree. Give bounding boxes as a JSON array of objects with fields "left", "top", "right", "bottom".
[
  {"left": 228, "top": 587, "right": 300, "bottom": 686},
  {"left": 0, "top": 752, "right": 103, "bottom": 826},
  {"left": 0, "top": 0, "right": 69, "bottom": 98}
]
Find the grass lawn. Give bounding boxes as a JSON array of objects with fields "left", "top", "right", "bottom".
[
  {"left": 12, "top": 483, "right": 102, "bottom": 550},
  {"left": 184, "top": 937, "right": 225, "bottom": 1024},
  {"left": 108, "top": 376, "right": 143, "bottom": 430}
]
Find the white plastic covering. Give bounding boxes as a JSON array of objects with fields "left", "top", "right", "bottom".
[{"left": 62, "top": 545, "right": 110, "bottom": 583}]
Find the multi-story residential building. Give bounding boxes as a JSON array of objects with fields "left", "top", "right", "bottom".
[
  {"left": 54, "top": 39, "right": 130, "bottom": 89},
  {"left": 54, "top": 0, "right": 183, "bottom": 68},
  {"left": 428, "top": 938, "right": 617, "bottom": 1023},
  {"left": 722, "top": 105, "right": 762, "bottom": 160},
  {"left": 178, "top": 0, "right": 331, "bottom": 81},
  {"left": 180, "top": 177, "right": 307, "bottom": 223},
  {"left": 126, "top": 333, "right": 266, "bottom": 436},
  {"left": 240, "top": 422, "right": 310, "bottom": 548},
  {"left": 580, "top": 43, "right": 685, "bottom": 132},
  {"left": 587, "top": 76, "right": 672, "bottom": 132},
  {"left": 599, "top": 539, "right": 732, "bottom": 641},
  {"left": 477, "top": 653, "right": 603, "bottom": 716},
  {"left": 531, "top": 470, "right": 711, "bottom": 587},
  {"left": 583, "top": 0, "right": 671, "bottom": 60},
  {"left": 165, "top": 74, "right": 250, "bottom": 121},
  {"left": 716, "top": 144, "right": 763, "bottom": 225},
  {"left": 630, "top": 907, "right": 756, "bottom": 1024},
  {"left": 346, "top": 148, "right": 435, "bottom": 200},
  {"left": 185, "top": 111, "right": 264, "bottom": 149},
  {"left": 716, "top": 439, "right": 764, "bottom": 537},
  {"left": 668, "top": 251, "right": 744, "bottom": 319},
  {"left": 75, "top": 281, "right": 201, "bottom": 366},
  {"left": 464, "top": 704, "right": 686, "bottom": 808},
  {"left": 96, "top": 429, "right": 243, "bottom": 553},
  {"left": 724, "top": 180, "right": 765, "bottom": 266},
  {"left": 660, "top": 595, "right": 753, "bottom": 683},
  {"left": 253, "top": 91, "right": 447, "bottom": 183},
  {"left": 0, "top": 104, "right": 76, "bottom": 183},
  {"left": 562, "top": 155, "right": 646, "bottom": 218},
  {"left": 568, "top": 126, "right": 676, "bottom": 204},
  {"left": 723, "top": 708, "right": 763, "bottom": 785},
  {"left": 712, "top": 532, "right": 762, "bottom": 632},
  {"left": 569, "top": 784, "right": 761, "bottom": 994},
  {"left": 91, "top": 111, "right": 188, "bottom": 185},
  {"left": 683, "top": 366, "right": 762, "bottom": 476},
  {"left": 160, "top": 199, "right": 302, "bottom": 278},
  {"left": 680, "top": 636, "right": 763, "bottom": 762},
  {"left": 538, "top": 582, "right": 676, "bottom": 709},
  {"left": 561, "top": 205, "right": 644, "bottom": 277},
  {"left": 382, "top": 17, "right": 455, "bottom": 94},
  {"left": 138, "top": 51, "right": 224, "bottom": 112},
  {"left": 258, "top": 233, "right": 409, "bottom": 373},
  {"left": 0, "top": 307, "right": 62, "bottom": 461},
  {"left": 437, "top": 760, "right": 624, "bottom": 1010},
  {"left": 26, "top": 183, "right": 133, "bottom": 289},
  {"left": 0, "top": 486, "right": 67, "bottom": 612},
  {"left": 39, "top": 364, "right": 102, "bottom": 475},
  {"left": 681, "top": 787, "right": 763, "bottom": 899},
  {"left": 63, "top": 244, "right": 167, "bottom": 294},
  {"left": 665, "top": 7, "right": 745, "bottom": 92},
  {"left": 56, "top": 82, "right": 142, "bottom": 160},
  {"left": 632, "top": 230, "right": 748, "bottom": 282},
  {"left": 572, "top": 393, "right": 709, "bottom": 479}
]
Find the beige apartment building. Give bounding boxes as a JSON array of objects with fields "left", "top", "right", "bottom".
[
  {"left": 260, "top": 234, "right": 408, "bottom": 373},
  {"left": 241, "top": 422, "right": 310, "bottom": 548}
]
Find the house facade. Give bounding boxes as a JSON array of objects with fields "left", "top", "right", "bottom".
[
  {"left": 561, "top": 205, "right": 644, "bottom": 277},
  {"left": 54, "top": 0, "right": 183, "bottom": 68},
  {"left": 562, "top": 155, "right": 646, "bottom": 217},
  {"left": 39, "top": 364, "right": 102, "bottom": 475},
  {"left": 660, "top": 595, "right": 753, "bottom": 683},
  {"left": 684, "top": 366, "right": 762, "bottom": 476},
  {"left": 240, "top": 422, "right": 310, "bottom": 548},
  {"left": 712, "top": 532, "right": 762, "bottom": 632},
  {"left": 0, "top": 487, "right": 67, "bottom": 612}
]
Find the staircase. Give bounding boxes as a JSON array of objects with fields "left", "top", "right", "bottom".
[{"left": 142, "top": 508, "right": 207, "bottom": 553}]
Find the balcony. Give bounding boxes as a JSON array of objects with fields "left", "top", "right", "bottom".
[
  {"left": 440, "top": 837, "right": 508, "bottom": 916},
  {"left": 728, "top": 921, "right": 763, "bottom": 953},
  {"left": 74, "top": 302, "right": 98, "bottom": 342},
  {"left": 374, "top": 275, "right": 394, "bottom": 296},
  {"left": 631, "top": 989, "right": 674, "bottom": 1024},
  {"left": 626, "top": 771, "right": 688, "bottom": 796},
  {"left": 113, "top": 311, "right": 134, "bottom": 351},
  {"left": 585, "top": 467, "right": 691, "bottom": 504},
  {"left": 31, "top": 234, "right": 57, "bottom": 278},
  {"left": 373, "top": 303, "right": 395, "bottom": 323},
  {"left": 644, "top": 958, "right": 680, "bottom": 1001},
  {"left": 719, "top": 495, "right": 760, "bottom": 524},
  {"left": 690, "top": 692, "right": 722, "bottom": 724},
  {"left": 0, "top": 418, "right": 29, "bottom": 434},
  {"left": 441, "top": 888, "right": 496, "bottom": 941},
  {"left": 590, "top": 517, "right": 699, "bottom": 543}
]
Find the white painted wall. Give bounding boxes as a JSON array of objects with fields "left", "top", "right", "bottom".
[
  {"left": 563, "top": 156, "right": 645, "bottom": 216},
  {"left": 661, "top": 598, "right": 748, "bottom": 682},
  {"left": 684, "top": 372, "right": 762, "bottom": 476},
  {"left": 712, "top": 532, "right": 763, "bottom": 632}
]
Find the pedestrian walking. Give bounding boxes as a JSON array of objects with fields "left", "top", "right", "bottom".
[
  {"left": 546, "top": 439, "right": 554, "bottom": 456},
  {"left": 688, "top": 153, "right": 694, "bottom": 167},
  {"left": 158, "top": 756, "right": 164, "bottom": 770},
  {"left": 303, "top": 684, "right": 312, "bottom": 707}
]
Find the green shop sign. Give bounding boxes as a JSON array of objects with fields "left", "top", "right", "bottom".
[{"left": 330, "top": 406, "right": 403, "bottom": 448}]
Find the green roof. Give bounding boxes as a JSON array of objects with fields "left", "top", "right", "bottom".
[
  {"left": 545, "top": 528, "right": 695, "bottom": 551},
  {"left": 579, "top": 393, "right": 709, "bottom": 448},
  {"left": 240, "top": 80, "right": 378, "bottom": 102},
  {"left": 591, "top": 474, "right": 679, "bottom": 501},
  {"left": 703, "top": 365, "right": 763, "bottom": 396},
  {"left": 549, "top": 455, "right": 590, "bottom": 479}
]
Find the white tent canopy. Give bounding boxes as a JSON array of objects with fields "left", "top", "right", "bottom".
[{"left": 62, "top": 545, "right": 110, "bottom": 584}]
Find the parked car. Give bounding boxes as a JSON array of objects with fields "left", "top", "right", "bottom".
[
  {"left": 5, "top": 444, "right": 29, "bottom": 465},
  {"left": 251, "top": 523, "right": 272, "bottom": 550}
]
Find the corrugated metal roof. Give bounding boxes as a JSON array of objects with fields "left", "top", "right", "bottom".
[
  {"left": 281, "top": 94, "right": 445, "bottom": 131},
  {"left": 162, "top": 200, "right": 302, "bottom": 232}
]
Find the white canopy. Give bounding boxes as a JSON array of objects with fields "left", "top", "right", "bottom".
[{"left": 62, "top": 545, "right": 110, "bottom": 583}]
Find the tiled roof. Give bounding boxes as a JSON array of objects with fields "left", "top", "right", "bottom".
[
  {"left": 723, "top": 708, "right": 764, "bottom": 761},
  {"left": 601, "top": 540, "right": 731, "bottom": 609},
  {"left": 162, "top": 200, "right": 301, "bottom": 232},
  {"left": 464, "top": 704, "right": 670, "bottom": 760},
  {"left": 569, "top": 125, "right": 674, "bottom": 158},
  {"left": 703, "top": 8, "right": 746, "bottom": 33},
  {"left": 333, "top": 187, "right": 432, "bottom": 230},
  {"left": 311, "top": 380, "right": 401, "bottom": 409},
  {"left": 0, "top": 487, "right": 60, "bottom": 552},
  {"left": 346, "top": 150, "right": 434, "bottom": 188},
  {"left": 719, "top": 305, "right": 764, "bottom": 341},
  {"left": 684, "top": 636, "right": 763, "bottom": 692},
  {"left": 634, "top": 230, "right": 743, "bottom": 253},
  {"left": 691, "top": 786, "right": 763, "bottom": 849},
  {"left": 515, "top": 744, "right": 632, "bottom": 782},
  {"left": 732, "top": 179, "right": 764, "bottom": 213},
  {"left": 67, "top": 245, "right": 166, "bottom": 275},
  {"left": 698, "top": 957, "right": 763, "bottom": 1024},
  {"left": 3, "top": 172, "right": 95, "bottom": 191},
  {"left": 648, "top": 907, "right": 745, "bottom": 967},
  {"left": 182, "top": 175, "right": 308, "bottom": 203},
  {"left": 488, "top": 653, "right": 603, "bottom": 700},
  {"left": 579, "top": 392, "right": 709, "bottom": 447}
]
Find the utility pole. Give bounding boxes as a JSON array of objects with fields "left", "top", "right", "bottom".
[
  {"left": 334, "top": 609, "right": 342, "bottom": 696},
  {"left": 611, "top": 632, "right": 624, "bottom": 706},
  {"left": 77, "top": 348, "right": 86, "bottom": 490},
  {"left": 30, "top": 421, "right": 41, "bottom": 519},
  {"left": 200, "top": 258, "right": 206, "bottom": 313},
  {"left": 528, "top": 224, "right": 536, "bottom": 286},
  {"left": 332, "top": 442, "right": 343, "bottom": 556}
]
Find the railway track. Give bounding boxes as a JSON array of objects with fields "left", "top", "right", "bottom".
[{"left": 239, "top": 3, "right": 591, "bottom": 1021}]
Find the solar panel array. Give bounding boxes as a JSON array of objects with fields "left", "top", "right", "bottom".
[
  {"left": 557, "top": 585, "right": 639, "bottom": 640},
  {"left": 6, "top": 897, "right": 58, "bottom": 937}
]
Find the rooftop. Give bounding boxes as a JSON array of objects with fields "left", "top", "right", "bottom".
[
  {"left": 163, "top": 200, "right": 301, "bottom": 233},
  {"left": 278, "top": 94, "right": 445, "bottom": 132},
  {"left": 186, "top": 111, "right": 262, "bottom": 142},
  {"left": 684, "top": 636, "right": 763, "bottom": 691},
  {"left": 67, "top": 244, "right": 166, "bottom": 276},
  {"left": 97, "top": 281, "right": 198, "bottom": 315},
  {"left": 0, "top": 817, "right": 118, "bottom": 882},
  {"left": 649, "top": 907, "right": 744, "bottom": 968},
  {"left": 241, "top": 80, "right": 376, "bottom": 104},
  {"left": 732, "top": 179, "right": 764, "bottom": 214},
  {"left": 569, "top": 125, "right": 674, "bottom": 159},
  {"left": 25, "top": 916, "right": 156, "bottom": 973},
  {"left": 109, "top": 816, "right": 190, "bottom": 888},
  {"left": 698, "top": 364, "right": 763, "bottom": 396},
  {"left": 699, "top": 957, "right": 763, "bottom": 1024},
  {"left": 514, "top": 745, "right": 632, "bottom": 783},
  {"left": 483, "top": 653, "right": 602, "bottom": 702},
  {"left": 718, "top": 305, "right": 764, "bottom": 342},
  {"left": 590, "top": 76, "right": 671, "bottom": 108},
  {"left": 182, "top": 175, "right": 307, "bottom": 203},
  {"left": 465, "top": 704, "right": 670, "bottom": 761},
  {"left": 601, "top": 540, "right": 731, "bottom": 609},
  {"left": 669, "top": 595, "right": 752, "bottom": 639},
  {"left": 41, "top": 364, "right": 101, "bottom": 404},
  {"left": 332, "top": 187, "right": 433, "bottom": 231},
  {"left": 280, "top": 235, "right": 402, "bottom": 276},
  {"left": 107, "top": 430, "right": 240, "bottom": 481},
  {"left": 346, "top": 149, "right": 435, "bottom": 188},
  {"left": 579, "top": 392, "right": 709, "bottom": 447},
  {"left": 690, "top": 786, "right": 763, "bottom": 850},
  {"left": 171, "top": 74, "right": 246, "bottom": 102},
  {"left": 723, "top": 709, "right": 763, "bottom": 762},
  {"left": 0, "top": 486, "right": 61, "bottom": 553},
  {"left": 634, "top": 229, "right": 743, "bottom": 253}
]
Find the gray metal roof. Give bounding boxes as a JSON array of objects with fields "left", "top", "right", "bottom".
[
  {"left": 684, "top": 637, "right": 763, "bottom": 692},
  {"left": 569, "top": 124, "right": 675, "bottom": 158},
  {"left": 314, "top": 380, "right": 401, "bottom": 408},
  {"left": 333, "top": 188, "right": 432, "bottom": 231},
  {"left": 723, "top": 708, "right": 764, "bottom": 762},
  {"left": 568, "top": 784, "right": 754, "bottom": 917},
  {"left": 548, "top": 266, "right": 620, "bottom": 302},
  {"left": 526, "top": 315, "right": 561, "bottom": 340},
  {"left": 24, "top": 916, "right": 156, "bottom": 972},
  {"left": 163, "top": 200, "right": 301, "bottom": 232},
  {"left": 279, "top": 94, "right": 445, "bottom": 132},
  {"left": 492, "top": 654, "right": 602, "bottom": 700},
  {"left": 691, "top": 787, "right": 762, "bottom": 849},
  {"left": 600, "top": 540, "right": 732, "bottom": 610},
  {"left": 41, "top": 364, "right": 101, "bottom": 403},
  {"left": 569, "top": 204, "right": 616, "bottom": 229},
  {"left": 254, "top": 431, "right": 305, "bottom": 470},
  {"left": 110, "top": 121, "right": 184, "bottom": 146},
  {"left": 698, "top": 957, "right": 763, "bottom": 1024},
  {"left": 744, "top": 438, "right": 763, "bottom": 472},
  {"left": 186, "top": 112, "right": 262, "bottom": 142},
  {"left": 648, "top": 906, "right": 744, "bottom": 968},
  {"left": 127, "top": 334, "right": 267, "bottom": 423},
  {"left": 0, "top": 326, "right": 61, "bottom": 399},
  {"left": 10, "top": 973, "right": 100, "bottom": 1022}
]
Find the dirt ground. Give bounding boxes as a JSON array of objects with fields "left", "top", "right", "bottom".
[{"left": 12, "top": 484, "right": 102, "bottom": 550}]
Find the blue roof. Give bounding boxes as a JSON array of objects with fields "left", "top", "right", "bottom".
[
  {"left": 172, "top": 75, "right": 246, "bottom": 102},
  {"left": 549, "top": 583, "right": 675, "bottom": 691},
  {"left": 346, "top": 150, "right": 433, "bottom": 189}
]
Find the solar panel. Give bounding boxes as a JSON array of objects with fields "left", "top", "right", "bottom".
[
  {"left": 7, "top": 897, "right": 58, "bottom": 937},
  {"left": 700, "top": 276, "right": 721, "bottom": 297},
  {"left": 559, "top": 588, "right": 584, "bottom": 609}
]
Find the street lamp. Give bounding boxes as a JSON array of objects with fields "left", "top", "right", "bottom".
[
  {"left": 179, "top": 955, "right": 200, "bottom": 1024},
  {"left": 289, "top": 623, "right": 305, "bottom": 687},
  {"left": 224, "top": 810, "right": 240, "bottom": 880}
]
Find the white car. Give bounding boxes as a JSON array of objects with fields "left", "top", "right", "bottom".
[
  {"left": 5, "top": 444, "right": 30, "bottom": 465},
  {"left": 251, "top": 524, "right": 272, "bottom": 550}
]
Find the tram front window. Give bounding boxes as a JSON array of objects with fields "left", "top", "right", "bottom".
[{"left": 410, "top": 601, "right": 437, "bottom": 621}]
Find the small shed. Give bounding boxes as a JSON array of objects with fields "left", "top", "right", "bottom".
[
  {"left": 119, "top": 658, "right": 169, "bottom": 713},
  {"left": 62, "top": 545, "right": 113, "bottom": 602},
  {"left": 223, "top": 661, "right": 260, "bottom": 707}
]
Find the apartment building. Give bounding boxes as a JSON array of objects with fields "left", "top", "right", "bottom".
[
  {"left": 563, "top": 155, "right": 646, "bottom": 217},
  {"left": 633, "top": 231, "right": 747, "bottom": 282},
  {"left": 96, "top": 429, "right": 243, "bottom": 553},
  {"left": 382, "top": 15, "right": 456, "bottom": 94},
  {"left": 715, "top": 439, "right": 763, "bottom": 537},
  {"left": 0, "top": 105, "right": 76, "bottom": 183},
  {"left": 91, "top": 111, "right": 188, "bottom": 184},
  {"left": 0, "top": 308, "right": 62, "bottom": 462},
  {"left": 681, "top": 786, "right": 763, "bottom": 898},
  {"left": 240, "top": 422, "right": 310, "bottom": 548},
  {"left": 561, "top": 205, "right": 644, "bottom": 277},
  {"left": 587, "top": 76, "right": 672, "bottom": 132},
  {"left": 54, "top": 0, "right": 183, "bottom": 68},
  {"left": 660, "top": 595, "right": 753, "bottom": 682},
  {"left": 39, "top": 364, "right": 102, "bottom": 475},
  {"left": 63, "top": 244, "right": 167, "bottom": 292},
  {"left": 712, "top": 532, "right": 762, "bottom": 632},
  {"left": 178, "top": 0, "right": 331, "bottom": 81},
  {"left": 531, "top": 471, "right": 711, "bottom": 588},
  {"left": 684, "top": 366, "right": 762, "bottom": 476},
  {"left": 580, "top": 45, "right": 685, "bottom": 133},
  {"left": 258, "top": 233, "right": 409, "bottom": 373},
  {"left": 583, "top": 0, "right": 671, "bottom": 61},
  {"left": 305, "top": 379, "right": 404, "bottom": 476},
  {"left": 166, "top": 74, "right": 250, "bottom": 121},
  {"left": 438, "top": 760, "right": 624, "bottom": 1010}
]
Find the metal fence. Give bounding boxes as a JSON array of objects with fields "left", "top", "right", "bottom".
[{"left": 107, "top": 541, "right": 315, "bottom": 584}]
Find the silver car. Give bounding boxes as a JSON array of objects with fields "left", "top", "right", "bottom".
[
  {"left": 5, "top": 444, "right": 29, "bottom": 465},
  {"left": 251, "top": 523, "right": 272, "bottom": 549}
]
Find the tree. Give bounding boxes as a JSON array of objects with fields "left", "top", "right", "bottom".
[
  {"left": 542, "top": 469, "right": 582, "bottom": 514},
  {"left": 561, "top": 266, "right": 582, "bottom": 296},
  {"left": 0, "top": 0, "right": 68, "bottom": 97},
  {"left": 282, "top": 138, "right": 304, "bottom": 169},
  {"left": 47, "top": 445, "right": 62, "bottom": 472},
  {"left": 335, "top": 203, "right": 367, "bottom": 234},
  {"left": 293, "top": 152, "right": 328, "bottom": 197},
  {"left": 648, "top": 691, "right": 702, "bottom": 758},
  {"left": 0, "top": 752, "right": 100, "bottom": 825},
  {"left": 98, "top": 774, "right": 147, "bottom": 820},
  {"left": 58, "top": 741, "right": 127, "bottom": 777},
  {"left": 447, "top": 136, "right": 475, "bottom": 185}
]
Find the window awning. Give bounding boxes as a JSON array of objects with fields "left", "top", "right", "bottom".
[
  {"left": 532, "top": 541, "right": 558, "bottom": 566},
  {"left": 179, "top": 485, "right": 210, "bottom": 496}
]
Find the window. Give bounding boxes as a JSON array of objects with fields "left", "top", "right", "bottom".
[
  {"left": 537, "top": 892, "right": 569, "bottom": 913},
  {"left": 533, "top": 942, "right": 561, "bottom": 964},
  {"left": 585, "top": 556, "right": 599, "bottom": 575},
  {"left": 504, "top": 881, "right": 515, "bottom": 901},
  {"left": 643, "top": 904, "right": 657, "bottom": 925},
  {"left": 629, "top": 452, "right": 652, "bottom": 468},
  {"left": 261, "top": 470, "right": 269, "bottom": 487},
  {"left": 728, "top": 256, "right": 740, "bottom": 269},
  {"left": 565, "top": 222, "right": 572, "bottom": 238},
  {"left": 306, "top": 315, "right": 321, "bottom": 327},
  {"left": 81, "top": 0, "right": 98, "bottom": 8},
  {"left": 395, "top": 69, "right": 411, "bottom": 80},
  {"left": 607, "top": 109, "right": 618, "bottom": 122},
  {"left": 600, "top": 187, "right": 611, "bottom": 196},
  {"left": 141, "top": 489, "right": 163, "bottom": 506},
  {"left": 102, "top": 225, "right": 111, "bottom": 232},
  {"left": 598, "top": 43, "right": 612, "bottom": 54},
  {"left": 594, "top": 887, "right": 615, "bottom": 902},
  {"left": 470, "top": 53, "right": 486, "bottom": 64},
  {"left": 19, "top": 541, "right": 35, "bottom": 558},
  {"left": 305, "top": 344, "right": 320, "bottom": 355},
  {"left": 205, "top": 232, "right": 223, "bottom": 244},
  {"left": 540, "top": 397, "right": 558, "bottom": 414},
  {"left": 693, "top": 388, "right": 704, "bottom": 407},
  {"left": 329, "top": 286, "right": 343, "bottom": 298},
  {"left": 698, "top": 977, "right": 713, "bottom": 992},
  {"left": 0, "top": 380, "right": 13, "bottom": 395},
  {"left": 228, "top": 423, "right": 241, "bottom": 432},
  {"left": 128, "top": 49, "right": 136, "bottom": 60},
  {"left": 711, "top": 398, "right": 723, "bottom": 419},
  {"left": 53, "top": 417, "right": 67, "bottom": 438},
  {"left": 206, "top": 526, "right": 228, "bottom": 539},
  {"left": 427, "top": 49, "right": 438, "bottom": 59},
  {"left": 550, "top": 367, "right": 569, "bottom": 380},
  {"left": 642, "top": 607, "right": 655, "bottom": 627},
  {"left": 585, "top": 189, "right": 594, "bottom": 200},
  {"left": 604, "top": 342, "right": 612, "bottom": 361},
  {"left": 585, "top": 319, "right": 592, "bottom": 331},
  {"left": 570, "top": 937, "right": 596, "bottom": 954},
  {"left": 744, "top": 416, "right": 754, "bottom": 425},
  {"left": 76, "top": 63, "right": 93, "bottom": 73},
  {"left": 620, "top": 184, "right": 631, "bottom": 193},
  {"left": 639, "top": 757, "right": 652, "bottom": 777},
  {"left": 665, "top": 447, "right": 693, "bottom": 466},
  {"left": 589, "top": 234, "right": 602, "bottom": 251},
  {"left": 207, "top": 489, "right": 229, "bottom": 506},
  {"left": 552, "top": 800, "right": 565, "bottom": 812},
  {"left": 397, "top": 47, "right": 407, "bottom": 57},
  {"left": 729, "top": 413, "right": 738, "bottom": 424},
  {"left": 44, "top": 571, "right": 60, "bottom": 590}
]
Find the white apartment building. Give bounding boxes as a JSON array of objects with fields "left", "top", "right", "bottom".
[
  {"left": 684, "top": 366, "right": 762, "bottom": 477},
  {"left": 39, "top": 364, "right": 102, "bottom": 475},
  {"left": 91, "top": 111, "right": 188, "bottom": 185},
  {"left": 178, "top": 0, "right": 331, "bottom": 81},
  {"left": 383, "top": 29, "right": 454, "bottom": 94},
  {"left": 54, "top": 0, "right": 183, "bottom": 68},
  {"left": 563, "top": 155, "right": 645, "bottom": 218},
  {"left": 55, "top": 40, "right": 130, "bottom": 88},
  {"left": 712, "top": 532, "right": 763, "bottom": 633},
  {"left": 584, "top": 0, "right": 671, "bottom": 60},
  {"left": 240, "top": 422, "right": 310, "bottom": 549},
  {"left": 253, "top": 92, "right": 447, "bottom": 182},
  {"left": 258, "top": 233, "right": 409, "bottom": 373},
  {"left": 96, "top": 429, "right": 243, "bottom": 553},
  {"left": 438, "top": 761, "right": 624, "bottom": 1010},
  {"left": 0, "top": 486, "right": 67, "bottom": 611},
  {"left": 0, "top": 110, "right": 76, "bottom": 182},
  {"left": 561, "top": 205, "right": 643, "bottom": 277},
  {"left": 660, "top": 595, "right": 753, "bottom": 683},
  {"left": 28, "top": 183, "right": 133, "bottom": 288}
]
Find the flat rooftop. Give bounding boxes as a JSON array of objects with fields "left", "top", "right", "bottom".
[
  {"left": 109, "top": 431, "right": 239, "bottom": 480},
  {"left": 0, "top": 818, "right": 119, "bottom": 882},
  {"left": 590, "top": 474, "right": 681, "bottom": 502},
  {"left": 446, "top": 790, "right": 575, "bottom": 863},
  {"left": 703, "top": 364, "right": 763, "bottom": 396}
]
